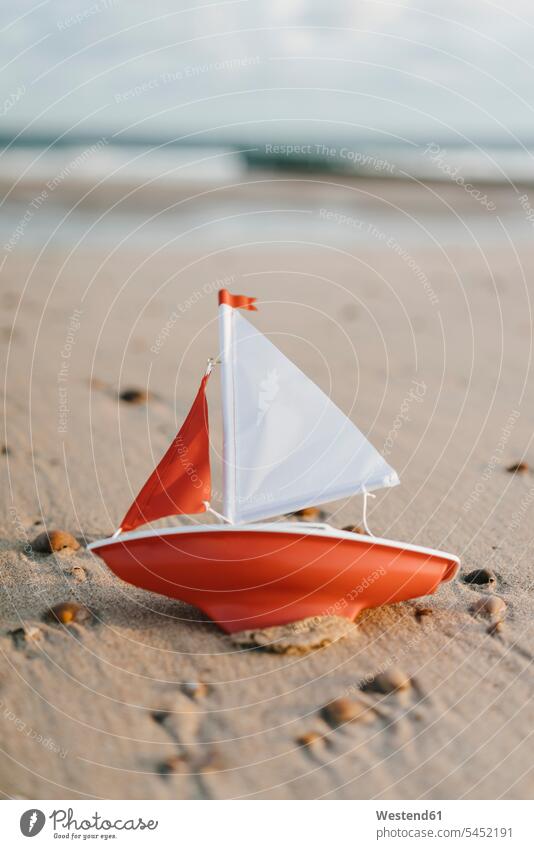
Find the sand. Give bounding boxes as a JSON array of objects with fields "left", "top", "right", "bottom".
[{"left": 1, "top": 176, "right": 534, "bottom": 799}]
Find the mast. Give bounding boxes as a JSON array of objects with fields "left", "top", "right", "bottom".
[
  {"left": 219, "top": 298, "right": 236, "bottom": 523},
  {"left": 218, "top": 289, "right": 258, "bottom": 524}
]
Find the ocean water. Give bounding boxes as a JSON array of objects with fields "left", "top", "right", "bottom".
[
  {"left": 1, "top": 1, "right": 534, "bottom": 250},
  {"left": 0, "top": 141, "right": 532, "bottom": 252}
]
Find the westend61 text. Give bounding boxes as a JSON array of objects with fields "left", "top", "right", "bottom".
[{"left": 376, "top": 810, "right": 442, "bottom": 820}]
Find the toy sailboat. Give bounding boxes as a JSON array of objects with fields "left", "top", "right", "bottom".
[{"left": 88, "top": 289, "right": 459, "bottom": 633}]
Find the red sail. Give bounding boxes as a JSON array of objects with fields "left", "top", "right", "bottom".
[{"left": 120, "top": 374, "right": 211, "bottom": 532}]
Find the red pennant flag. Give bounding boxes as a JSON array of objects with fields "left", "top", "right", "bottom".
[
  {"left": 218, "top": 289, "right": 257, "bottom": 311},
  {"left": 120, "top": 374, "right": 211, "bottom": 532}
]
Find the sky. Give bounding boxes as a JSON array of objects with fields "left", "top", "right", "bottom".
[{"left": 2, "top": 0, "right": 534, "bottom": 146}]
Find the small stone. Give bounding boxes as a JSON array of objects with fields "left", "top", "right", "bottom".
[
  {"left": 10, "top": 625, "right": 43, "bottom": 648},
  {"left": 159, "top": 754, "right": 188, "bottom": 775},
  {"left": 364, "top": 667, "right": 411, "bottom": 694},
  {"left": 182, "top": 682, "right": 208, "bottom": 700},
  {"left": 151, "top": 710, "right": 170, "bottom": 725},
  {"left": 88, "top": 377, "right": 107, "bottom": 389},
  {"left": 1, "top": 445, "right": 9, "bottom": 456},
  {"left": 506, "top": 461, "right": 529, "bottom": 474},
  {"left": 463, "top": 568, "right": 496, "bottom": 586},
  {"left": 69, "top": 566, "right": 87, "bottom": 582},
  {"left": 322, "top": 697, "right": 375, "bottom": 725},
  {"left": 342, "top": 525, "right": 365, "bottom": 535},
  {"left": 414, "top": 606, "right": 433, "bottom": 622},
  {"left": 119, "top": 388, "right": 149, "bottom": 404},
  {"left": 488, "top": 620, "right": 504, "bottom": 636},
  {"left": 198, "top": 751, "right": 224, "bottom": 773},
  {"left": 31, "top": 530, "right": 80, "bottom": 554},
  {"left": 471, "top": 595, "right": 506, "bottom": 619},
  {"left": 292, "top": 506, "right": 327, "bottom": 521},
  {"left": 47, "top": 602, "right": 92, "bottom": 626},
  {"left": 297, "top": 730, "right": 324, "bottom": 748}
]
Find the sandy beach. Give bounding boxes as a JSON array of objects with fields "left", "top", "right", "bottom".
[{"left": 1, "top": 174, "right": 534, "bottom": 800}]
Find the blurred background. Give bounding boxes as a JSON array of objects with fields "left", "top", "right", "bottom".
[
  {"left": 2, "top": 0, "right": 534, "bottom": 535},
  {"left": 1, "top": 0, "right": 534, "bottom": 251}
]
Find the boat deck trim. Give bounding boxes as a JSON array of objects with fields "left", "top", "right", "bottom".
[{"left": 87, "top": 522, "right": 460, "bottom": 566}]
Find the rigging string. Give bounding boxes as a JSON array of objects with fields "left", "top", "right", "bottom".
[{"left": 362, "top": 489, "right": 376, "bottom": 537}]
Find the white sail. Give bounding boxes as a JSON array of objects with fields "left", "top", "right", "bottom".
[{"left": 219, "top": 303, "right": 399, "bottom": 524}]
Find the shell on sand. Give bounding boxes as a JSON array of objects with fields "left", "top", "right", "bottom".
[
  {"left": 506, "top": 461, "right": 529, "bottom": 474},
  {"left": 291, "top": 506, "right": 328, "bottom": 522},
  {"left": 364, "top": 667, "right": 412, "bottom": 694},
  {"left": 119, "top": 388, "right": 150, "bottom": 404},
  {"left": 151, "top": 710, "right": 170, "bottom": 725},
  {"left": 488, "top": 620, "right": 505, "bottom": 636},
  {"left": 342, "top": 524, "right": 366, "bottom": 535},
  {"left": 297, "top": 730, "right": 324, "bottom": 747},
  {"left": 88, "top": 377, "right": 108, "bottom": 390},
  {"left": 181, "top": 681, "right": 208, "bottom": 700},
  {"left": 160, "top": 754, "right": 189, "bottom": 775},
  {"left": 414, "top": 606, "right": 433, "bottom": 621},
  {"left": 464, "top": 568, "right": 496, "bottom": 586},
  {"left": 229, "top": 615, "right": 356, "bottom": 655},
  {"left": 293, "top": 506, "right": 322, "bottom": 519},
  {"left": 471, "top": 595, "right": 506, "bottom": 619},
  {"left": 31, "top": 530, "right": 80, "bottom": 554},
  {"left": 322, "top": 697, "right": 376, "bottom": 725},
  {"left": 47, "top": 602, "right": 92, "bottom": 625},
  {"left": 10, "top": 625, "right": 43, "bottom": 648}
]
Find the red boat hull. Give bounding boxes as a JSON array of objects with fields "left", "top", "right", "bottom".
[{"left": 88, "top": 525, "right": 459, "bottom": 633}]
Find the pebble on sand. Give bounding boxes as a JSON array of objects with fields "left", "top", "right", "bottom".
[
  {"left": 342, "top": 524, "right": 366, "bottom": 535},
  {"left": 31, "top": 530, "right": 80, "bottom": 554},
  {"left": 10, "top": 625, "right": 43, "bottom": 648},
  {"left": 88, "top": 377, "right": 107, "bottom": 390},
  {"left": 198, "top": 751, "right": 225, "bottom": 774},
  {"left": 463, "top": 568, "right": 496, "bottom": 586},
  {"left": 181, "top": 681, "right": 209, "bottom": 700},
  {"left": 159, "top": 754, "right": 188, "bottom": 775},
  {"left": 297, "top": 730, "right": 324, "bottom": 748},
  {"left": 364, "top": 667, "right": 411, "bottom": 695},
  {"left": 47, "top": 602, "right": 92, "bottom": 625},
  {"left": 151, "top": 710, "right": 170, "bottom": 725},
  {"left": 471, "top": 595, "right": 506, "bottom": 619},
  {"left": 322, "top": 697, "right": 376, "bottom": 726},
  {"left": 69, "top": 565, "right": 87, "bottom": 582},
  {"left": 414, "top": 606, "right": 433, "bottom": 622},
  {"left": 506, "top": 461, "right": 529, "bottom": 474},
  {"left": 119, "top": 388, "right": 150, "bottom": 404},
  {"left": 292, "top": 506, "right": 327, "bottom": 521}
]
